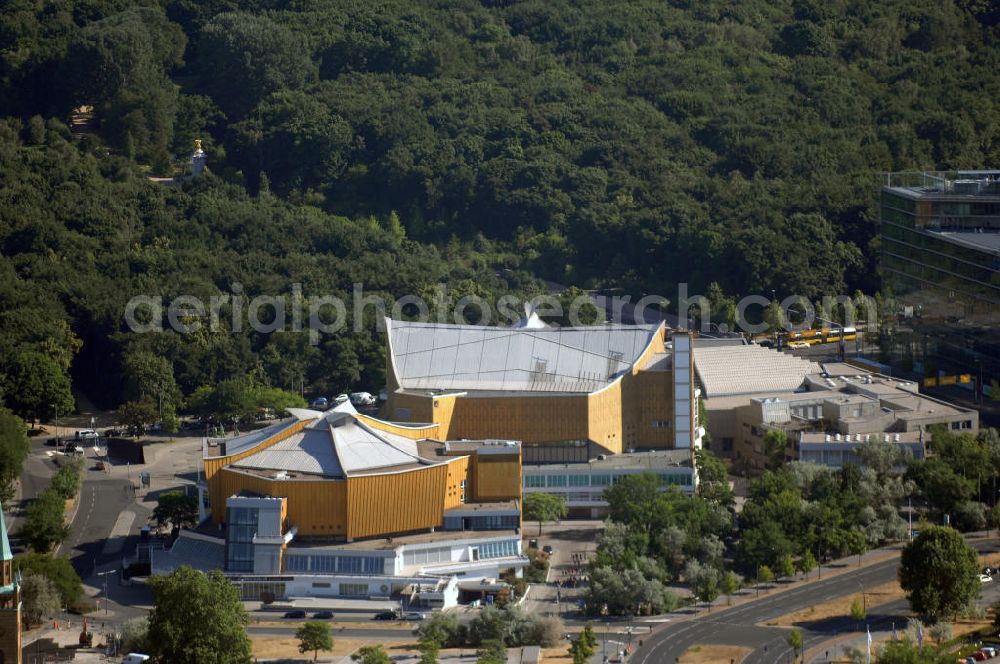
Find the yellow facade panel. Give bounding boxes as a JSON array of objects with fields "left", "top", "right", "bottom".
[
  {"left": 472, "top": 455, "right": 522, "bottom": 502},
  {"left": 345, "top": 465, "right": 447, "bottom": 540},
  {"left": 213, "top": 468, "right": 348, "bottom": 537}
]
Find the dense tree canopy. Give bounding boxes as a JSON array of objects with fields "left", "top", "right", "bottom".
[
  {"left": 146, "top": 566, "right": 253, "bottom": 664},
  {"left": 3, "top": 0, "right": 1000, "bottom": 416},
  {"left": 899, "top": 525, "right": 979, "bottom": 621}
]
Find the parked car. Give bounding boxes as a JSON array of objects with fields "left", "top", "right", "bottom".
[
  {"left": 542, "top": 545, "right": 554, "bottom": 555},
  {"left": 373, "top": 611, "right": 397, "bottom": 621},
  {"left": 788, "top": 341, "right": 810, "bottom": 349},
  {"left": 980, "top": 574, "right": 993, "bottom": 583},
  {"left": 333, "top": 394, "right": 350, "bottom": 405},
  {"left": 309, "top": 397, "right": 329, "bottom": 410},
  {"left": 402, "top": 611, "right": 427, "bottom": 621},
  {"left": 75, "top": 429, "right": 99, "bottom": 441},
  {"left": 971, "top": 652, "right": 988, "bottom": 661},
  {"left": 349, "top": 392, "right": 376, "bottom": 407},
  {"left": 94, "top": 461, "right": 105, "bottom": 471},
  {"left": 283, "top": 610, "right": 306, "bottom": 619},
  {"left": 312, "top": 611, "right": 334, "bottom": 620},
  {"left": 121, "top": 655, "right": 151, "bottom": 664}
]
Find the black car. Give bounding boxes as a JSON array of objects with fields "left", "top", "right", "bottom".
[
  {"left": 312, "top": 611, "right": 334, "bottom": 620},
  {"left": 283, "top": 610, "right": 307, "bottom": 619},
  {"left": 373, "top": 611, "right": 397, "bottom": 621}
]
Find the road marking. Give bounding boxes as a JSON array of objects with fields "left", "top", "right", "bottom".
[{"left": 102, "top": 511, "right": 136, "bottom": 555}]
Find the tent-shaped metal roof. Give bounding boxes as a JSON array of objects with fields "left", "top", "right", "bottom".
[{"left": 387, "top": 318, "right": 662, "bottom": 394}]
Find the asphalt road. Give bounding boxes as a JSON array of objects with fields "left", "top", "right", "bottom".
[
  {"left": 248, "top": 625, "right": 414, "bottom": 640},
  {"left": 634, "top": 537, "right": 1000, "bottom": 664}
]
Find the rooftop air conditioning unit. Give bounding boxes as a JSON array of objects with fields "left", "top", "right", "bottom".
[
  {"left": 884, "top": 434, "right": 890, "bottom": 442},
  {"left": 835, "top": 433, "right": 841, "bottom": 441},
  {"left": 894, "top": 434, "right": 900, "bottom": 442},
  {"left": 825, "top": 434, "right": 831, "bottom": 442}
]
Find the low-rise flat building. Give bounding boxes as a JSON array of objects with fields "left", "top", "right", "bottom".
[
  {"left": 521, "top": 449, "right": 695, "bottom": 518},
  {"left": 695, "top": 341, "right": 978, "bottom": 471}
]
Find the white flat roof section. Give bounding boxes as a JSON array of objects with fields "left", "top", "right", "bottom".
[
  {"left": 387, "top": 318, "right": 662, "bottom": 394},
  {"left": 694, "top": 344, "right": 820, "bottom": 397}
]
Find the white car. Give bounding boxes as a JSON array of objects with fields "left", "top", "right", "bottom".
[
  {"left": 788, "top": 341, "right": 810, "bottom": 349},
  {"left": 333, "top": 394, "right": 350, "bottom": 405},
  {"left": 350, "top": 392, "right": 376, "bottom": 407},
  {"left": 402, "top": 611, "right": 427, "bottom": 621},
  {"left": 980, "top": 573, "right": 993, "bottom": 583},
  {"left": 75, "top": 429, "right": 99, "bottom": 441}
]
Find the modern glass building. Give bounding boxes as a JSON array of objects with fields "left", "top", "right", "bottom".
[{"left": 880, "top": 170, "right": 1000, "bottom": 389}]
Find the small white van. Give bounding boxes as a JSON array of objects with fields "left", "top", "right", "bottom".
[{"left": 122, "top": 654, "right": 150, "bottom": 664}]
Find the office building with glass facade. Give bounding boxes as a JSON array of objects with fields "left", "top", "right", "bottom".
[{"left": 880, "top": 170, "right": 1000, "bottom": 388}]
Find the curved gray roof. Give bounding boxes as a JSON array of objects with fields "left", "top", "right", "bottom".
[
  {"left": 230, "top": 409, "right": 436, "bottom": 478},
  {"left": 387, "top": 318, "right": 662, "bottom": 394}
]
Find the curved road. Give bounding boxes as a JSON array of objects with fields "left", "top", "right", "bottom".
[{"left": 634, "top": 537, "right": 999, "bottom": 664}]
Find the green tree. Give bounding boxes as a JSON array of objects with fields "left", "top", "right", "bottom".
[
  {"left": 522, "top": 493, "right": 567, "bottom": 536},
  {"left": 352, "top": 645, "right": 392, "bottom": 664},
  {"left": 569, "top": 623, "right": 597, "bottom": 664},
  {"left": 763, "top": 429, "right": 789, "bottom": 470},
  {"left": 0, "top": 408, "right": 31, "bottom": 502},
  {"left": 296, "top": 622, "right": 333, "bottom": 662},
  {"left": 120, "top": 616, "right": 150, "bottom": 654},
  {"left": 151, "top": 490, "right": 199, "bottom": 535},
  {"left": 779, "top": 552, "right": 796, "bottom": 580},
  {"left": 146, "top": 567, "right": 252, "bottom": 664},
  {"left": 20, "top": 570, "right": 60, "bottom": 628},
  {"left": 695, "top": 448, "right": 734, "bottom": 507},
  {"left": 118, "top": 398, "right": 159, "bottom": 437},
  {"left": 4, "top": 351, "right": 74, "bottom": 423},
  {"left": 14, "top": 553, "right": 83, "bottom": 606},
  {"left": 721, "top": 571, "right": 741, "bottom": 605},
  {"left": 899, "top": 526, "right": 979, "bottom": 621},
  {"left": 788, "top": 629, "right": 803, "bottom": 662},
  {"left": 50, "top": 460, "right": 82, "bottom": 499},
  {"left": 758, "top": 565, "right": 774, "bottom": 585},
  {"left": 798, "top": 550, "right": 817, "bottom": 579},
  {"left": 876, "top": 639, "right": 953, "bottom": 663},
  {"left": 477, "top": 639, "right": 507, "bottom": 664},
  {"left": 418, "top": 641, "right": 439, "bottom": 664},
  {"left": 20, "top": 489, "right": 68, "bottom": 552},
  {"left": 197, "top": 12, "right": 315, "bottom": 119},
  {"left": 416, "top": 611, "right": 465, "bottom": 648},
  {"left": 850, "top": 597, "right": 866, "bottom": 626}
]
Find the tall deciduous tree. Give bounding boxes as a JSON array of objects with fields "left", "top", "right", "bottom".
[
  {"left": 146, "top": 566, "right": 252, "bottom": 664},
  {"left": 197, "top": 12, "right": 314, "bottom": 120},
  {"left": 0, "top": 408, "right": 31, "bottom": 502},
  {"left": 296, "top": 621, "right": 333, "bottom": 662},
  {"left": 20, "top": 570, "right": 60, "bottom": 628},
  {"left": 4, "top": 351, "right": 74, "bottom": 423},
  {"left": 14, "top": 553, "right": 83, "bottom": 607},
  {"left": 351, "top": 645, "right": 392, "bottom": 664},
  {"left": 20, "top": 489, "right": 68, "bottom": 552},
  {"left": 522, "top": 493, "right": 567, "bottom": 536},
  {"left": 899, "top": 526, "right": 979, "bottom": 621},
  {"left": 151, "top": 490, "right": 199, "bottom": 535}
]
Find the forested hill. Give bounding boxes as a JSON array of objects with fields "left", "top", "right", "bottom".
[{"left": 1, "top": 0, "right": 1000, "bottom": 413}]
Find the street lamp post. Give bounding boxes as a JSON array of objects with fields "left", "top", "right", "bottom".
[{"left": 96, "top": 570, "right": 118, "bottom": 616}]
